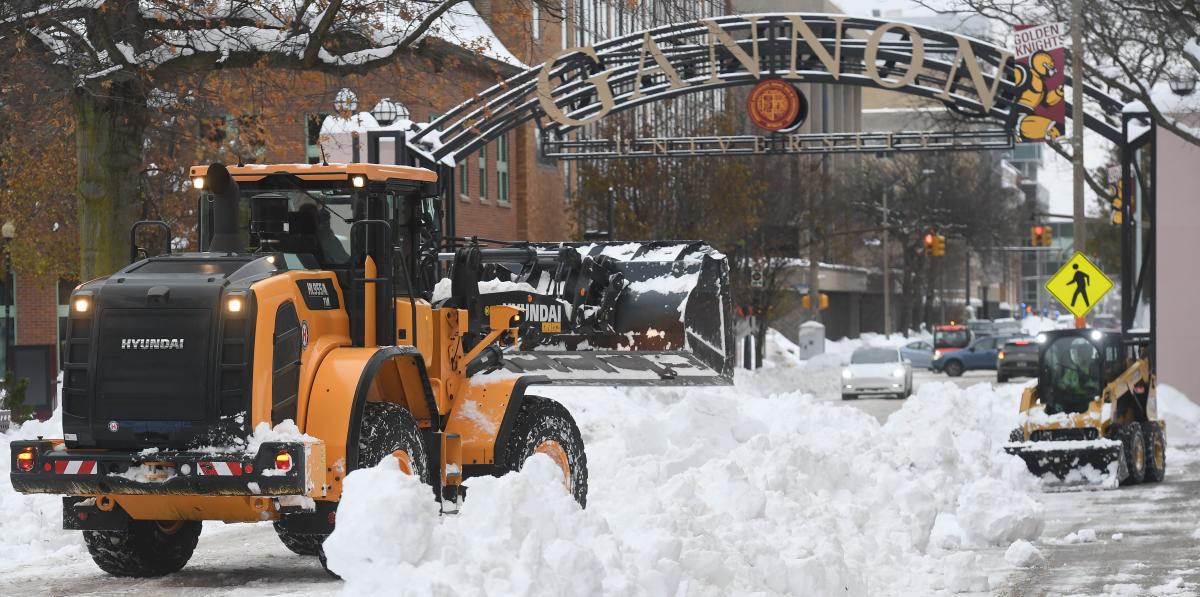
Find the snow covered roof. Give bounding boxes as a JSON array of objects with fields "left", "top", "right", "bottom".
[{"left": 429, "top": 2, "right": 525, "bottom": 68}]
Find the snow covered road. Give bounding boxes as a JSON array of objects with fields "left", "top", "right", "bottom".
[{"left": 0, "top": 341, "right": 1196, "bottom": 596}]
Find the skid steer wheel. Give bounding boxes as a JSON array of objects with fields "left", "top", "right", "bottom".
[
  {"left": 944, "top": 361, "right": 964, "bottom": 377},
  {"left": 82, "top": 520, "right": 202, "bottom": 577},
  {"left": 319, "top": 401, "right": 430, "bottom": 577},
  {"left": 505, "top": 395, "right": 589, "bottom": 508},
  {"left": 1115, "top": 422, "right": 1147, "bottom": 486},
  {"left": 1143, "top": 422, "right": 1167, "bottom": 483}
]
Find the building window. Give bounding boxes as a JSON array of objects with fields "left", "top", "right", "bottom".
[
  {"left": 478, "top": 145, "right": 488, "bottom": 202},
  {"left": 305, "top": 113, "right": 331, "bottom": 164},
  {"left": 497, "top": 135, "right": 510, "bottom": 204},
  {"left": 458, "top": 159, "right": 469, "bottom": 200}
]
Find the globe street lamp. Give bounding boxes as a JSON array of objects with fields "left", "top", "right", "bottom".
[
  {"left": 333, "top": 88, "right": 358, "bottom": 114},
  {"left": 371, "top": 98, "right": 399, "bottom": 125}
]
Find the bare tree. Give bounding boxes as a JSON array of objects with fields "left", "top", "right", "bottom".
[{"left": 0, "top": 0, "right": 547, "bottom": 278}]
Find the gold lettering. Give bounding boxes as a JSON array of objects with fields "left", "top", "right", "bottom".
[
  {"left": 864, "top": 22, "right": 925, "bottom": 89},
  {"left": 705, "top": 17, "right": 761, "bottom": 81},
  {"left": 788, "top": 135, "right": 802, "bottom": 151},
  {"left": 653, "top": 138, "right": 668, "bottom": 154},
  {"left": 632, "top": 32, "right": 687, "bottom": 99},
  {"left": 537, "top": 46, "right": 616, "bottom": 126},
  {"left": 936, "top": 35, "right": 1012, "bottom": 113},
  {"left": 884, "top": 132, "right": 893, "bottom": 148},
  {"left": 786, "top": 15, "right": 844, "bottom": 80},
  {"left": 718, "top": 137, "right": 731, "bottom": 151},
  {"left": 822, "top": 136, "right": 835, "bottom": 149},
  {"left": 754, "top": 137, "right": 767, "bottom": 153}
]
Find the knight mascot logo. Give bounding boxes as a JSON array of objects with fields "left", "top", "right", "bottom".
[{"left": 1014, "top": 51, "right": 1065, "bottom": 141}]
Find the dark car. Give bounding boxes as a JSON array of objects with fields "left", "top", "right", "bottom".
[
  {"left": 933, "top": 334, "right": 1028, "bottom": 377},
  {"left": 996, "top": 337, "right": 1039, "bottom": 382}
]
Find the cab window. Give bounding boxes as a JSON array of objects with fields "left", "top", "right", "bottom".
[{"left": 1041, "top": 337, "right": 1100, "bottom": 414}]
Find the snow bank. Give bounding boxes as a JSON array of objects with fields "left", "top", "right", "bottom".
[
  {"left": 1158, "top": 384, "right": 1200, "bottom": 447},
  {"left": 1004, "top": 539, "right": 1044, "bottom": 567},
  {"left": 0, "top": 410, "right": 84, "bottom": 566},
  {"left": 327, "top": 373, "right": 1043, "bottom": 595}
]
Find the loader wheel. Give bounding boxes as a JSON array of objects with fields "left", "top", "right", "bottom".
[
  {"left": 505, "top": 395, "right": 588, "bottom": 508},
  {"left": 318, "top": 401, "right": 430, "bottom": 578},
  {"left": 1144, "top": 423, "right": 1167, "bottom": 483},
  {"left": 357, "top": 401, "right": 430, "bottom": 482},
  {"left": 273, "top": 523, "right": 324, "bottom": 556},
  {"left": 82, "top": 520, "right": 201, "bottom": 577},
  {"left": 944, "top": 360, "right": 964, "bottom": 377},
  {"left": 1116, "top": 422, "right": 1147, "bottom": 486}
]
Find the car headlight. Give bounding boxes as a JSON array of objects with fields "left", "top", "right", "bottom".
[
  {"left": 934, "top": 350, "right": 943, "bottom": 360},
  {"left": 842, "top": 369, "right": 852, "bottom": 379},
  {"left": 892, "top": 367, "right": 905, "bottom": 377}
]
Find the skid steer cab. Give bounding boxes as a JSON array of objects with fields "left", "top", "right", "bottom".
[
  {"left": 1004, "top": 328, "right": 1164, "bottom": 490},
  {"left": 9, "top": 162, "right": 733, "bottom": 578}
]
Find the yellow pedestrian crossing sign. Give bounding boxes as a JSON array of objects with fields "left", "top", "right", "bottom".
[{"left": 1045, "top": 252, "right": 1114, "bottom": 318}]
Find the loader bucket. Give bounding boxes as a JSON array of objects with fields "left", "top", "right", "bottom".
[
  {"left": 1004, "top": 440, "right": 1123, "bottom": 490},
  {"left": 466, "top": 241, "right": 734, "bottom": 385}
]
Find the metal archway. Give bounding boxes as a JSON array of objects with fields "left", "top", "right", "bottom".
[{"left": 407, "top": 13, "right": 1124, "bottom": 166}]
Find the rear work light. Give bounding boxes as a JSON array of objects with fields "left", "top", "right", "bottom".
[
  {"left": 16, "top": 448, "right": 35, "bottom": 472},
  {"left": 274, "top": 451, "right": 292, "bottom": 472}
]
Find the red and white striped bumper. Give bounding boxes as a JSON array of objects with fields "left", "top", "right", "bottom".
[{"left": 10, "top": 440, "right": 325, "bottom": 497}]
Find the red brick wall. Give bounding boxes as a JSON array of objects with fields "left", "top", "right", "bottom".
[{"left": 14, "top": 271, "right": 58, "bottom": 371}]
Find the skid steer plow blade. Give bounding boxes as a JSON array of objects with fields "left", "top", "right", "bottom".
[
  {"left": 1004, "top": 440, "right": 1122, "bottom": 489},
  {"left": 445, "top": 241, "right": 734, "bottom": 385}
]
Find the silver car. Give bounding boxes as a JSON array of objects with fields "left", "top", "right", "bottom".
[{"left": 842, "top": 346, "right": 913, "bottom": 400}]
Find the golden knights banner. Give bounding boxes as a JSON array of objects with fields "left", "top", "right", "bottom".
[{"left": 1012, "top": 23, "right": 1068, "bottom": 142}]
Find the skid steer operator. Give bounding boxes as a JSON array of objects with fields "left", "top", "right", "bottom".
[{"left": 1050, "top": 339, "right": 1099, "bottom": 413}]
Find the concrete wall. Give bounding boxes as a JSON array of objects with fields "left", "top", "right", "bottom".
[{"left": 1156, "top": 126, "right": 1200, "bottom": 403}]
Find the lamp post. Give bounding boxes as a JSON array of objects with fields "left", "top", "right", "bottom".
[
  {"left": 371, "top": 97, "right": 400, "bottom": 125},
  {"left": 1168, "top": 73, "right": 1197, "bottom": 97},
  {"left": 1, "top": 220, "right": 13, "bottom": 374}
]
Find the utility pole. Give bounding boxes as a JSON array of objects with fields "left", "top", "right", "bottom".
[
  {"left": 1071, "top": 0, "right": 1086, "bottom": 253},
  {"left": 964, "top": 241, "right": 970, "bottom": 319},
  {"left": 882, "top": 188, "right": 891, "bottom": 336}
]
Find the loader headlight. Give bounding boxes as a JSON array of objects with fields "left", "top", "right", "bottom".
[
  {"left": 1090, "top": 330, "right": 1103, "bottom": 341},
  {"left": 72, "top": 296, "right": 90, "bottom": 313},
  {"left": 226, "top": 296, "right": 244, "bottom": 314},
  {"left": 1036, "top": 333, "right": 1047, "bottom": 344},
  {"left": 351, "top": 175, "right": 366, "bottom": 188},
  {"left": 192, "top": 176, "right": 205, "bottom": 190}
]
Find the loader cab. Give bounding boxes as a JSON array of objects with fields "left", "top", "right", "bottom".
[
  {"left": 190, "top": 164, "right": 441, "bottom": 299},
  {"left": 1036, "top": 329, "right": 1124, "bottom": 414}
]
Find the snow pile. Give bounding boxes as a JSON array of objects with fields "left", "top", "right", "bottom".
[
  {"left": 0, "top": 410, "right": 83, "bottom": 566},
  {"left": 1003, "top": 539, "right": 1044, "bottom": 567},
  {"left": 1158, "top": 384, "right": 1200, "bottom": 447},
  {"left": 244, "top": 420, "right": 318, "bottom": 456},
  {"left": 1046, "top": 528, "right": 1098, "bottom": 545},
  {"left": 326, "top": 376, "right": 1043, "bottom": 595}
]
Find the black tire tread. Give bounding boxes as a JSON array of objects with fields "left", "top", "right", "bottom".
[
  {"left": 1116, "top": 422, "right": 1147, "bottom": 486},
  {"left": 1144, "top": 422, "right": 1167, "bottom": 483},
  {"left": 83, "top": 520, "right": 202, "bottom": 577},
  {"left": 504, "top": 395, "right": 589, "bottom": 508}
]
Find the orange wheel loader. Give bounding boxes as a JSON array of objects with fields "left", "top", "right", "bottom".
[{"left": 9, "top": 162, "right": 732, "bottom": 576}]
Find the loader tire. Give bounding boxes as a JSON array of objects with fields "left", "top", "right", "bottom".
[
  {"left": 505, "top": 395, "right": 589, "bottom": 508},
  {"left": 320, "top": 401, "right": 430, "bottom": 578},
  {"left": 1144, "top": 423, "right": 1167, "bottom": 483},
  {"left": 1116, "top": 422, "right": 1147, "bottom": 486},
  {"left": 273, "top": 523, "right": 324, "bottom": 556},
  {"left": 83, "top": 520, "right": 201, "bottom": 577},
  {"left": 357, "top": 401, "right": 430, "bottom": 482}
]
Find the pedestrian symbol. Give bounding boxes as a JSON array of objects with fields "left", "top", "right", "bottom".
[{"left": 1045, "top": 252, "right": 1114, "bottom": 318}]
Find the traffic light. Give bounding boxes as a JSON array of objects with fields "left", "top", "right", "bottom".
[
  {"left": 801, "top": 293, "right": 829, "bottom": 310},
  {"left": 1109, "top": 180, "right": 1124, "bottom": 225},
  {"left": 932, "top": 234, "right": 946, "bottom": 257},
  {"left": 1030, "top": 225, "right": 1052, "bottom": 247},
  {"left": 923, "top": 233, "right": 935, "bottom": 255}
]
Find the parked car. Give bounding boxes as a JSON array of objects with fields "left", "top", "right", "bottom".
[
  {"left": 842, "top": 347, "right": 913, "bottom": 400},
  {"left": 933, "top": 334, "right": 1029, "bottom": 377},
  {"left": 996, "top": 337, "right": 1039, "bottom": 383},
  {"left": 900, "top": 340, "right": 934, "bottom": 370}
]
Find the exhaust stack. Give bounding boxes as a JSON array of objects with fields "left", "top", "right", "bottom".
[{"left": 205, "top": 163, "right": 241, "bottom": 253}]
